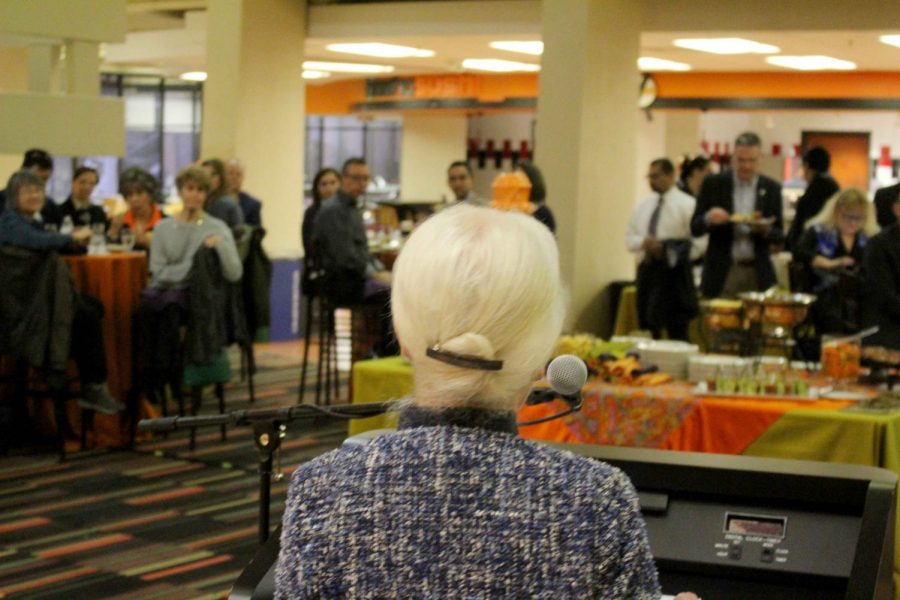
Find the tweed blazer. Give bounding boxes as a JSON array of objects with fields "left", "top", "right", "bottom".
[{"left": 275, "top": 408, "right": 660, "bottom": 599}]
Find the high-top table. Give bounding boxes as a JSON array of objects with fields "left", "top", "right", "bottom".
[{"left": 63, "top": 252, "right": 148, "bottom": 446}]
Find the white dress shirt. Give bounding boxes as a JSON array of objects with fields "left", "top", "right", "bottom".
[{"left": 626, "top": 185, "right": 706, "bottom": 263}]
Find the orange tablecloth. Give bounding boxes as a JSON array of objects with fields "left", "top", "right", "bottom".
[
  {"left": 517, "top": 380, "right": 850, "bottom": 454},
  {"left": 64, "top": 252, "right": 148, "bottom": 446}
]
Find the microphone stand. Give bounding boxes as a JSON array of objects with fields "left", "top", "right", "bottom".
[{"left": 138, "top": 402, "right": 393, "bottom": 544}]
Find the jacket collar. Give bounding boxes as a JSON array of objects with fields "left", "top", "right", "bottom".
[{"left": 398, "top": 404, "right": 518, "bottom": 435}]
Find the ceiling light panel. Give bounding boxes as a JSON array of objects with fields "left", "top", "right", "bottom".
[
  {"left": 325, "top": 43, "right": 434, "bottom": 58},
  {"left": 765, "top": 55, "right": 857, "bottom": 70},
  {"left": 638, "top": 57, "right": 690, "bottom": 71},
  {"left": 180, "top": 71, "right": 207, "bottom": 81},
  {"left": 673, "top": 37, "right": 779, "bottom": 55},
  {"left": 302, "top": 60, "right": 395, "bottom": 74},
  {"left": 880, "top": 35, "right": 900, "bottom": 48},
  {"left": 302, "top": 70, "right": 331, "bottom": 80},
  {"left": 489, "top": 41, "right": 544, "bottom": 56},
  {"left": 461, "top": 58, "right": 540, "bottom": 72}
]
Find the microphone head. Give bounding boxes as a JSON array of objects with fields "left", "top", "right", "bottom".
[{"left": 546, "top": 354, "right": 588, "bottom": 397}]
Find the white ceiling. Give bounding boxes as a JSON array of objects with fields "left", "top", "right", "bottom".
[{"left": 99, "top": 6, "right": 900, "bottom": 80}]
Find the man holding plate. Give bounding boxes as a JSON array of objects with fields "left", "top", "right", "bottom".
[{"left": 691, "top": 131, "right": 784, "bottom": 298}]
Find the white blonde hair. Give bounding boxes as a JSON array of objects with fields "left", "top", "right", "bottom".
[
  {"left": 391, "top": 205, "right": 566, "bottom": 411},
  {"left": 805, "top": 187, "right": 879, "bottom": 237}
]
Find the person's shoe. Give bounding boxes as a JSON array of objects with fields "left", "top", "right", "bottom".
[{"left": 78, "top": 383, "right": 121, "bottom": 415}]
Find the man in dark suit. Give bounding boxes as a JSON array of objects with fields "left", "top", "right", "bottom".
[
  {"left": 873, "top": 182, "right": 899, "bottom": 229},
  {"left": 786, "top": 145, "right": 839, "bottom": 253},
  {"left": 862, "top": 192, "right": 900, "bottom": 349},
  {"left": 691, "top": 132, "right": 784, "bottom": 298},
  {"left": 226, "top": 159, "right": 263, "bottom": 226}
]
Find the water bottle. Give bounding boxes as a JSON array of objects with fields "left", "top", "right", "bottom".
[{"left": 60, "top": 215, "right": 74, "bottom": 235}]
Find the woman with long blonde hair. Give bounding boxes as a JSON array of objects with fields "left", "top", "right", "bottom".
[{"left": 794, "top": 187, "right": 876, "bottom": 334}]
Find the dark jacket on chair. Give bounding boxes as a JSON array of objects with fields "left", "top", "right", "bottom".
[
  {"left": 185, "top": 247, "right": 250, "bottom": 365},
  {"left": 235, "top": 225, "right": 272, "bottom": 334},
  {"left": 691, "top": 171, "right": 784, "bottom": 298},
  {"left": 0, "top": 245, "right": 75, "bottom": 373}
]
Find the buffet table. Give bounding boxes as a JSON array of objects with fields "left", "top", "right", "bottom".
[{"left": 350, "top": 356, "right": 900, "bottom": 591}]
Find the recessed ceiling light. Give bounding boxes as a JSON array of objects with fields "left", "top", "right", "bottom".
[
  {"left": 302, "top": 70, "right": 331, "bottom": 80},
  {"left": 325, "top": 43, "right": 434, "bottom": 58},
  {"left": 673, "top": 37, "right": 779, "bottom": 55},
  {"left": 765, "top": 55, "right": 856, "bottom": 71},
  {"left": 489, "top": 41, "right": 544, "bottom": 56},
  {"left": 302, "top": 60, "right": 395, "bottom": 74},
  {"left": 880, "top": 35, "right": 900, "bottom": 48},
  {"left": 638, "top": 57, "right": 690, "bottom": 71},
  {"left": 461, "top": 58, "right": 540, "bottom": 73},
  {"left": 180, "top": 71, "right": 207, "bottom": 81}
]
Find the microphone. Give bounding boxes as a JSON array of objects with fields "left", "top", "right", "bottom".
[{"left": 526, "top": 354, "right": 588, "bottom": 409}]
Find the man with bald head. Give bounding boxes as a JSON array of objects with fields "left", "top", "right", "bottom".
[{"left": 226, "top": 159, "right": 262, "bottom": 226}]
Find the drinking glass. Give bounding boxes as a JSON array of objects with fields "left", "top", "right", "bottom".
[{"left": 120, "top": 228, "right": 135, "bottom": 251}]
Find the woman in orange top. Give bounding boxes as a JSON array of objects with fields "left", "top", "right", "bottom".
[{"left": 107, "top": 167, "right": 164, "bottom": 250}]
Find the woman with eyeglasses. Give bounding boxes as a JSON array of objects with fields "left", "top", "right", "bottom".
[{"left": 794, "top": 188, "right": 877, "bottom": 335}]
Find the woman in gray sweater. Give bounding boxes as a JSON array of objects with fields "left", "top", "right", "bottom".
[{"left": 149, "top": 165, "right": 242, "bottom": 289}]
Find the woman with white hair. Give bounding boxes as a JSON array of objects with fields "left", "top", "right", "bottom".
[{"left": 275, "top": 205, "right": 663, "bottom": 598}]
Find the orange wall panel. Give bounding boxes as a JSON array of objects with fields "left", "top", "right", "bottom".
[{"left": 654, "top": 72, "right": 900, "bottom": 99}]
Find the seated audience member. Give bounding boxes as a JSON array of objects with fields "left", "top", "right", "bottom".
[
  {"left": 517, "top": 160, "right": 556, "bottom": 233},
  {"left": 59, "top": 166, "right": 106, "bottom": 228},
  {"left": 677, "top": 155, "right": 712, "bottom": 198},
  {"left": 201, "top": 158, "right": 244, "bottom": 230},
  {"left": 149, "top": 166, "right": 242, "bottom": 290},
  {"left": 312, "top": 158, "right": 390, "bottom": 301},
  {"left": 0, "top": 170, "right": 119, "bottom": 414},
  {"left": 107, "top": 167, "right": 164, "bottom": 250},
  {"left": 226, "top": 159, "right": 262, "bottom": 226},
  {"left": 862, "top": 192, "right": 900, "bottom": 350},
  {"left": 301, "top": 167, "right": 340, "bottom": 295},
  {"left": 795, "top": 188, "right": 874, "bottom": 335},
  {"left": 277, "top": 205, "right": 694, "bottom": 599},
  {"left": 447, "top": 160, "right": 486, "bottom": 206},
  {"left": 0, "top": 148, "right": 59, "bottom": 225},
  {"left": 786, "top": 146, "right": 840, "bottom": 253}
]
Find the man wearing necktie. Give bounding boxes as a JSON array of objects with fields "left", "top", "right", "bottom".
[
  {"left": 626, "top": 158, "right": 702, "bottom": 340},
  {"left": 691, "top": 132, "right": 784, "bottom": 298}
]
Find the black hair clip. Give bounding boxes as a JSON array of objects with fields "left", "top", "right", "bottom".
[{"left": 426, "top": 345, "right": 503, "bottom": 371}]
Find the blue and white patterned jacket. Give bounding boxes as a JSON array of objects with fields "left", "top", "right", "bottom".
[{"left": 276, "top": 407, "right": 661, "bottom": 599}]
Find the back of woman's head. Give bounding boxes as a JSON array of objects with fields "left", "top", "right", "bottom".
[
  {"left": 5, "top": 170, "right": 44, "bottom": 211},
  {"left": 391, "top": 205, "right": 566, "bottom": 410},
  {"left": 517, "top": 161, "right": 547, "bottom": 204}
]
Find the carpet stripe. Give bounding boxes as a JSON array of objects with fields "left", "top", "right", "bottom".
[
  {"left": 99, "top": 510, "right": 181, "bottom": 531},
  {"left": 0, "top": 483, "right": 36, "bottom": 496},
  {"left": 183, "top": 526, "right": 257, "bottom": 549},
  {"left": 0, "top": 516, "right": 50, "bottom": 534},
  {"left": 37, "top": 532, "right": 133, "bottom": 558},
  {"left": 181, "top": 470, "right": 246, "bottom": 486},
  {"left": 124, "top": 459, "right": 194, "bottom": 476},
  {"left": 120, "top": 550, "right": 214, "bottom": 576},
  {"left": 28, "top": 465, "right": 107, "bottom": 486},
  {"left": 140, "top": 553, "right": 233, "bottom": 581},
  {"left": 138, "top": 462, "right": 206, "bottom": 479},
  {"left": 0, "top": 565, "right": 99, "bottom": 594},
  {"left": 125, "top": 485, "right": 206, "bottom": 506},
  {"left": 186, "top": 496, "right": 256, "bottom": 516}
]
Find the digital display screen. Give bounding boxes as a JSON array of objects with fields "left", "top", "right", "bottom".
[{"left": 725, "top": 513, "right": 786, "bottom": 538}]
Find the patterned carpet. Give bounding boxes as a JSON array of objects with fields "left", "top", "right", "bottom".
[{"left": 0, "top": 342, "right": 351, "bottom": 599}]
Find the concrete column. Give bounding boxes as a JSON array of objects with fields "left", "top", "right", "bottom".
[
  {"left": 65, "top": 40, "right": 100, "bottom": 95},
  {"left": 203, "top": 0, "right": 306, "bottom": 258},
  {"left": 534, "top": 0, "right": 642, "bottom": 332},
  {"left": 400, "top": 113, "right": 467, "bottom": 203}
]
